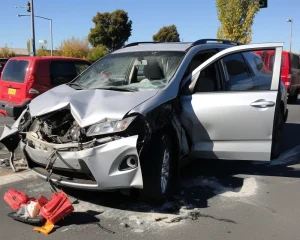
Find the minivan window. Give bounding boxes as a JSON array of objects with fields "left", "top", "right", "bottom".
[
  {"left": 74, "top": 51, "right": 185, "bottom": 91},
  {"left": 50, "top": 61, "right": 79, "bottom": 85},
  {"left": 270, "top": 55, "right": 285, "bottom": 70},
  {"left": 292, "top": 54, "right": 300, "bottom": 69},
  {"left": 75, "top": 62, "right": 90, "bottom": 75},
  {"left": 223, "top": 53, "right": 253, "bottom": 91},
  {"left": 243, "top": 52, "right": 273, "bottom": 90},
  {"left": 1, "top": 60, "right": 29, "bottom": 83}
]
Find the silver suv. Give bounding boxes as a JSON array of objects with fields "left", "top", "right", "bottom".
[{"left": 0, "top": 39, "right": 287, "bottom": 202}]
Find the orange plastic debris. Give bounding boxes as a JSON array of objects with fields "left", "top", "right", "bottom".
[{"left": 33, "top": 220, "right": 54, "bottom": 235}]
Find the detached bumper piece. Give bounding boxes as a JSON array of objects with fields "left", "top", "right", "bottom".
[{"left": 3, "top": 189, "right": 74, "bottom": 235}]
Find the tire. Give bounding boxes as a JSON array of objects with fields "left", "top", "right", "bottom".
[
  {"left": 288, "top": 94, "right": 298, "bottom": 103},
  {"left": 141, "top": 134, "right": 174, "bottom": 203},
  {"left": 271, "top": 106, "right": 284, "bottom": 159}
]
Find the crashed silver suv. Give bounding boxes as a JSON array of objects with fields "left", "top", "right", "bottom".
[{"left": 0, "top": 39, "right": 287, "bottom": 202}]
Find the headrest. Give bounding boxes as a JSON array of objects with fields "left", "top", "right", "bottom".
[{"left": 143, "top": 60, "right": 163, "bottom": 80}]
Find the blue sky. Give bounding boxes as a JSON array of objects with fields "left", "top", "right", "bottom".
[{"left": 0, "top": 0, "right": 299, "bottom": 53}]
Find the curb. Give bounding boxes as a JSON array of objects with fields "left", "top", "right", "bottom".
[{"left": 0, "top": 170, "right": 37, "bottom": 186}]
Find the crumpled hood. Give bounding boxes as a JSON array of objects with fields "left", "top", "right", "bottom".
[{"left": 29, "top": 84, "right": 158, "bottom": 127}]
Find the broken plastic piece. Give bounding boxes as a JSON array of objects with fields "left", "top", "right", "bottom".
[
  {"left": 40, "top": 191, "right": 74, "bottom": 224},
  {"left": 37, "top": 195, "right": 48, "bottom": 208},
  {"left": 27, "top": 201, "right": 40, "bottom": 218},
  {"left": 33, "top": 220, "right": 55, "bottom": 235},
  {"left": 4, "top": 189, "right": 35, "bottom": 210}
]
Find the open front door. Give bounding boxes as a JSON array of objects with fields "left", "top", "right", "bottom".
[{"left": 180, "top": 43, "right": 283, "bottom": 161}]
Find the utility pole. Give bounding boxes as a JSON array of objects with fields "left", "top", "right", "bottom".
[
  {"left": 16, "top": 1, "right": 36, "bottom": 56},
  {"left": 29, "top": 0, "right": 36, "bottom": 56},
  {"left": 287, "top": 18, "right": 293, "bottom": 53}
]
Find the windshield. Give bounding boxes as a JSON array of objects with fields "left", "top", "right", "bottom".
[{"left": 73, "top": 51, "right": 185, "bottom": 91}]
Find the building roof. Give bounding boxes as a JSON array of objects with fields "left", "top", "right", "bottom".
[{"left": 0, "top": 48, "right": 29, "bottom": 55}]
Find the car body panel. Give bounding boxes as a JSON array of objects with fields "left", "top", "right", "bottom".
[{"left": 29, "top": 84, "right": 159, "bottom": 127}]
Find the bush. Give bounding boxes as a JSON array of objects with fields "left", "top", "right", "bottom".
[
  {"left": 57, "top": 36, "right": 90, "bottom": 58},
  {"left": 87, "top": 45, "right": 108, "bottom": 62}
]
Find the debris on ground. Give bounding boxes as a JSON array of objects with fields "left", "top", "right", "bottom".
[
  {"left": 0, "top": 158, "right": 28, "bottom": 171},
  {"left": 3, "top": 189, "right": 74, "bottom": 235}
]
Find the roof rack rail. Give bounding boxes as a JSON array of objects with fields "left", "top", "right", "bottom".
[
  {"left": 123, "top": 41, "right": 161, "bottom": 48},
  {"left": 191, "top": 39, "right": 243, "bottom": 47}
]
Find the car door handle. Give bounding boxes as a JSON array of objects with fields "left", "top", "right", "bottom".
[{"left": 251, "top": 100, "right": 275, "bottom": 108}]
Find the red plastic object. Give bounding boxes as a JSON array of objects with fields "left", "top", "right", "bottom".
[
  {"left": 40, "top": 191, "right": 74, "bottom": 224},
  {"left": 3, "top": 189, "right": 35, "bottom": 210},
  {"left": 37, "top": 195, "right": 49, "bottom": 208}
]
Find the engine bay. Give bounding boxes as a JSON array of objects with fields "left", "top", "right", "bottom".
[{"left": 28, "top": 110, "right": 86, "bottom": 144}]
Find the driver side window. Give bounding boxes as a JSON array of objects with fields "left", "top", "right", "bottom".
[{"left": 181, "top": 51, "right": 220, "bottom": 94}]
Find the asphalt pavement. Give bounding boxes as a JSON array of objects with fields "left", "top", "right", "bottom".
[{"left": 0, "top": 101, "right": 300, "bottom": 239}]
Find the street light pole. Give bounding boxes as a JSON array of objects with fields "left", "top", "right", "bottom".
[
  {"left": 50, "top": 19, "right": 53, "bottom": 56},
  {"left": 17, "top": 14, "right": 53, "bottom": 56},
  {"left": 30, "top": 0, "right": 36, "bottom": 56},
  {"left": 287, "top": 18, "right": 293, "bottom": 53}
]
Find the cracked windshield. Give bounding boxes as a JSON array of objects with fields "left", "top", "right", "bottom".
[
  {"left": 1, "top": 0, "right": 300, "bottom": 239},
  {"left": 74, "top": 51, "right": 185, "bottom": 91}
]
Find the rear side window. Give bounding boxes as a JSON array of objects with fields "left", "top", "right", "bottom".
[
  {"left": 270, "top": 55, "right": 285, "bottom": 70},
  {"left": 50, "top": 61, "right": 78, "bottom": 85},
  {"left": 74, "top": 62, "right": 90, "bottom": 75},
  {"left": 1, "top": 60, "right": 29, "bottom": 83},
  {"left": 222, "top": 53, "right": 253, "bottom": 91},
  {"left": 291, "top": 54, "right": 300, "bottom": 69}
]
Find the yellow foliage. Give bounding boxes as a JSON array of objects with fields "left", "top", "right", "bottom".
[
  {"left": 57, "top": 36, "right": 90, "bottom": 58},
  {"left": 216, "top": 0, "right": 260, "bottom": 44},
  {"left": 0, "top": 45, "right": 16, "bottom": 58},
  {"left": 36, "top": 48, "right": 50, "bottom": 56}
]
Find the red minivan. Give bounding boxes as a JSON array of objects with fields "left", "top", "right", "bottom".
[
  {"left": 0, "top": 56, "right": 91, "bottom": 118},
  {"left": 254, "top": 50, "right": 300, "bottom": 103}
]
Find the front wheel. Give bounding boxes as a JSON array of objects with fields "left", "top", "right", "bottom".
[{"left": 141, "top": 134, "right": 174, "bottom": 203}]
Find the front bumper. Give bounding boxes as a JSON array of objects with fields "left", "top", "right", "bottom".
[
  {"left": 22, "top": 135, "right": 143, "bottom": 191},
  {"left": 0, "top": 100, "right": 30, "bottom": 118}
]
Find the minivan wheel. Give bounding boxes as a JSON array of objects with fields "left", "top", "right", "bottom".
[
  {"left": 271, "top": 107, "right": 284, "bottom": 159},
  {"left": 141, "top": 134, "right": 174, "bottom": 203}
]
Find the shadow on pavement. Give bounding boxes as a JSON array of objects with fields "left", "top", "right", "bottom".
[{"left": 61, "top": 142, "right": 300, "bottom": 215}]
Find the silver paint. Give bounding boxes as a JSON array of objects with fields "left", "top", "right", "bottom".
[
  {"left": 23, "top": 135, "right": 143, "bottom": 190},
  {"left": 29, "top": 84, "right": 158, "bottom": 127}
]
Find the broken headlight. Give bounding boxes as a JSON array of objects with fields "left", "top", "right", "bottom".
[{"left": 86, "top": 116, "right": 136, "bottom": 137}]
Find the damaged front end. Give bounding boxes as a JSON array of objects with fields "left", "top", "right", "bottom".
[{"left": 1, "top": 108, "right": 144, "bottom": 190}]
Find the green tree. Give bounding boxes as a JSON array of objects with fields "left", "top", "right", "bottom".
[
  {"left": 57, "top": 36, "right": 90, "bottom": 58},
  {"left": 216, "top": 0, "right": 260, "bottom": 44},
  {"left": 87, "top": 45, "right": 108, "bottom": 62},
  {"left": 88, "top": 9, "right": 132, "bottom": 52},
  {"left": 27, "top": 39, "right": 31, "bottom": 54},
  {"left": 152, "top": 25, "right": 180, "bottom": 42}
]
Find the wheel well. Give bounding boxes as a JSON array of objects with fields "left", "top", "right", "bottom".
[{"left": 159, "top": 125, "right": 180, "bottom": 179}]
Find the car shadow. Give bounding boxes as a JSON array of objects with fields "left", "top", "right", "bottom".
[
  {"left": 63, "top": 145, "right": 300, "bottom": 216},
  {"left": 62, "top": 120, "right": 300, "bottom": 215}
]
